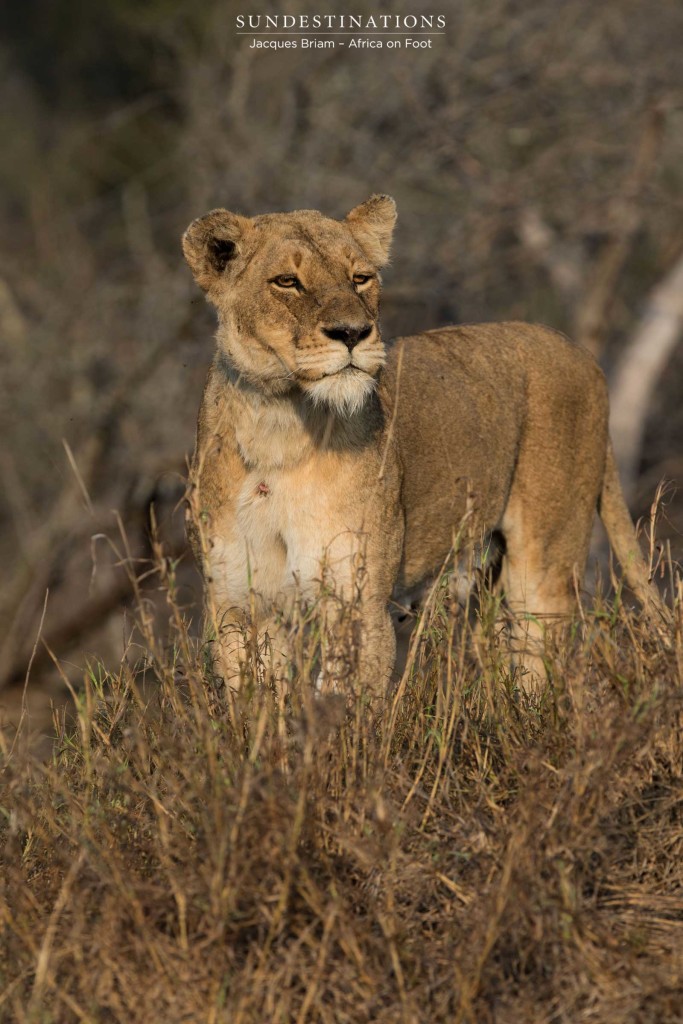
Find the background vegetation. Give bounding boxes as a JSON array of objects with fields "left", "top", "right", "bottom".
[{"left": 1, "top": 1, "right": 683, "bottom": 1019}]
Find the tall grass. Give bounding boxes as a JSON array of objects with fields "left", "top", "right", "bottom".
[{"left": 1, "top": 539, "right": 682, "bottom": 1023}]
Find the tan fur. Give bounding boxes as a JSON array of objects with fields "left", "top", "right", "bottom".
[{"left": 183, "top": 196, "right": 665, "bottom": 696}]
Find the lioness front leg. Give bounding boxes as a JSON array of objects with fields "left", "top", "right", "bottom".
[
  {"left": 317, "top": 592, "right": 395, "bottom": 704},
  {"left": 205, "top": 604, "right": 249, "bottom": 692},
  {"left": 358, "top": 600, "right": 396, "bottom": 700},
  {"left": 208, "top": 604, "right": 293, "bottom": 695}
]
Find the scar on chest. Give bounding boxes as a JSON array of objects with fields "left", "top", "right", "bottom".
[{"left": 256, "top": 481, "right": 271, "bottom": 496}]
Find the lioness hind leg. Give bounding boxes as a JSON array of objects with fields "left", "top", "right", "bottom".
[
  {"left": 499, "top": 553, "right": 575, "bottom": 694},
  {"left": 500, "top": 487, "right": 597, "bottom": 695},
  {"left": 497, "top": 361, "right": 608, "bottom": 694}
]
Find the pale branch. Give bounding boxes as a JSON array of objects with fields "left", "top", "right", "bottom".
[
  {"left": 609, "top": 250, "right": 683, "bottom": 502},
  {"left": 517, "top": 207, "right": 583, "bottom": 306},
  {"left": 518, "top": 108, "right": 667, "bottom": 359}
]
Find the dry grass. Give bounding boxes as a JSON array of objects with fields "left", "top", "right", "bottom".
[{"left": 1, "top": 544, "right": 683, "bottom": 1023}]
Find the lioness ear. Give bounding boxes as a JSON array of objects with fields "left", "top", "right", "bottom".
[
  {"left": 182, "top": 209, "right": 251, "bottom": 292},
  {"left": 345, "top": 194, "right": 397, "bottom": 267}
]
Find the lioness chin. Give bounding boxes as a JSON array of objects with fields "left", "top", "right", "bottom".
[{"left": 183, "top": 194, "right": 664, "bottom": 697}]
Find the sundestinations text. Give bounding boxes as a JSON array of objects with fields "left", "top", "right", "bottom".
[{"left": 237, "top": 14, "right": 446, "bottom": 29}]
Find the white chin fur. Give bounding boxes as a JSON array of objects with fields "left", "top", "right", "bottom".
[{"left": 304, "top": 370, "right": 376, "bottom": 416}]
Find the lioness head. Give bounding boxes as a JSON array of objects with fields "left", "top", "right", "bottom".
[{"left": 182, "top": 195, "right": 396, "bottom": 415}]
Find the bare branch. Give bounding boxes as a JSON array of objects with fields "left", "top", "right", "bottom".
[{"left": 576, "top": 106, "right": 665, "bottom": 356}]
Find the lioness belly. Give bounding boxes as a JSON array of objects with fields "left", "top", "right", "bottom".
[
  {"left": 384, "top": 322, "right": 607, "bottom": 592},
  {"left": 384, "top": 327, "right": 526, "bottom": 589}
]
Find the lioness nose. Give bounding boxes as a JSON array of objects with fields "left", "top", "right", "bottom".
[{"left": 322, "top": 322, "right": 373, "bottom": 351}]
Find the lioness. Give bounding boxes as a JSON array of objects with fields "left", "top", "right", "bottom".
[{"left": 183, "top": 194, "right": 662, "bottom": 694}]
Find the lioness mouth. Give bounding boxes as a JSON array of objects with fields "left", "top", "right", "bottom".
[{"left": 324, "top": 365, "right": 360, "bottom": 378}]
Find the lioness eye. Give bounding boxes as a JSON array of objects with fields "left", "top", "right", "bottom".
[
  {"left": 272, "top": 275, "right": 300, "bottom": 289},
  {"left": 353, "top": 273, "right": 373, "bottom": 286}
]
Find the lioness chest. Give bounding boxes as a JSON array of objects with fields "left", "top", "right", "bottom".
[
  {"left": 208, "top": 452, "right": 388, "bottom": 610},
  {"left": 198, "top": 375, "right": 401, "bottom": 612}
]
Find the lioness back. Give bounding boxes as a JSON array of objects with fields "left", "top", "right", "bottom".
[{"left": 381, "top": 322, "right": 609, "bottom": 589}]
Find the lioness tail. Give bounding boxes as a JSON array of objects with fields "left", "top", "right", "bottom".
[{"left": 598, "top": 441, "right": 670, "bottom": 624}]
